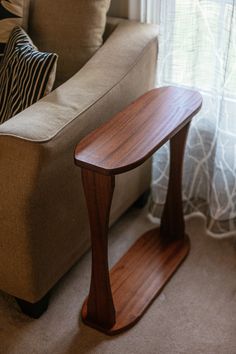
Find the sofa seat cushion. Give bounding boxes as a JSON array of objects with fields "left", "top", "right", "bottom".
[
  {"left": 0, "top": 26, "right": 58, "bottom": 123},
  {"left": 0, "top": 0, "right": 30, "bottom": 60},
  {"left": 28, "top": 0, "right": 111, "bottom": 86}
]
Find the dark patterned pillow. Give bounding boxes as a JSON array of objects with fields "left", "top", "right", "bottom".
[
  {"left": 0, "top": 0, "right": 30, "bottom": 60},
  {"left": 0, "top": 26, "right": 58, "bottom": 123}
]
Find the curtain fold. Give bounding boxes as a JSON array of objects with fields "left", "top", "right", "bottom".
[{"left": 146, "top": 0, "right": 236, "bottom": 236}]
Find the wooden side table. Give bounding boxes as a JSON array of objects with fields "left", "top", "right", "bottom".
[{"left": 74, "top": 86, "right": 202, "bottom": 335}]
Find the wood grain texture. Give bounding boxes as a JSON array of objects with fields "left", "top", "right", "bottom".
[
  {"left": 81, "top": 169, "right": 116, "bottom": 329},
  {"left": 82, "top": 228, "right": 190, "bottom": 335},
  {"left": 76, "top": 86, "right": 202, "bottom": 335},
  {"left": 160, "top": 123, "right": 190, "bottom": 242},
  {"left": 75, "top": 87, "right": 202, "bottom": 175}
]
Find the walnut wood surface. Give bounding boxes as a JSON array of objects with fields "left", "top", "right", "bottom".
[
  {"left": 75, "top": 87, "right": 202, "bottom": 175},
  {"left": 81, "top": 169, "right": 116, "bottom": 328},
  {"left": 82, "top": 228, "right": 190, "bottom": 335},
  {"left": 160, "top": 123, "right": 190, "bottom": 241},
  {"left": 75, "top": 86, "right": 202, "bottom": 335}
]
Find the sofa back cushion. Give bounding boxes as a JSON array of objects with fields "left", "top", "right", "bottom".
[
  {"left": 0, "top": 0, "right": 30, "bottom": 60},
  {"left": 28, "top": 0, "right": 111, "bottom": 86}
]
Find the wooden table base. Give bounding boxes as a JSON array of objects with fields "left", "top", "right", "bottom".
[
  {"left": 82, "top": 228, "right": 190, "bottom": 335},
  {"left": 75, "top": 87, "right": 202, "bottom": 336}
]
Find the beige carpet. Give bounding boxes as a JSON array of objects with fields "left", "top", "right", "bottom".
[{"left": 1, "top": 207, "right": 236, "bottom": 354}]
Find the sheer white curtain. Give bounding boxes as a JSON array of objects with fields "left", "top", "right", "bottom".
[{"left": 142, "top": 0, "right": 236, "bottom": 236}]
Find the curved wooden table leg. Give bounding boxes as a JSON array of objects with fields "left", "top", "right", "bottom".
[
  {"left": 160, "top": 123, "right": 190, "bottom": 242},
  {"left": 81, "top": 169, "right": 116, "bottom": 329}
]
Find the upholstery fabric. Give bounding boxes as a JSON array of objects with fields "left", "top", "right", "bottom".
[
  {"left": 0, "top": 0, "right": 30, "bottom": 59},
  {"left": 0, "top": 20, "right": 158, "bottom": 142},
  {"left": 0, "top": 26, "right": 58, "bottom": 123},
  {"left": 29, "top": 0, "right": 111, "bottom": 86},
  {"left": 0, "top": 18, "right": 158, "bottom": 302}
]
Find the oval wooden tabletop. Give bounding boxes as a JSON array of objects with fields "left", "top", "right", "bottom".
[{"left": 74, "top": 86, "right": 202, "bottom": 175}]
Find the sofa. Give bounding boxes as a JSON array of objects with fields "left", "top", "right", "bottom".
[{"left": 0, "top": 1, "right": 158, "bottom": 316}]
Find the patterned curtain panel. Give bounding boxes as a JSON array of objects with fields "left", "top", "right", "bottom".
[{"left": 144, "top": 0, "right": 236, "bottom": 236}]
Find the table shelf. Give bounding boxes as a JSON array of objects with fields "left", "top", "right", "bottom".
[{"left": 82, "top": 227, "right": 190, "bottom": 335}]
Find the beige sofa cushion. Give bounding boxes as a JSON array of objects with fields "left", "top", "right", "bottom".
[
  {"left": 0, "top": 0, "right": 30, "bottom": 59},
  {"left": 29, "top": 0, "right": 111, "bottom": 86}
]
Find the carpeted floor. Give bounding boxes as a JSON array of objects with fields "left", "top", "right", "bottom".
[{"left": 1, "top": 207, "right": 236, "bottom": 354}]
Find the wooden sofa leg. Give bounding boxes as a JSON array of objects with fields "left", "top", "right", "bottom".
[
  {"left": 15, "top": 292, "right": 50, "bottom": 318},
  {"left": 133, "top": 189, "right": 150, "bottom": 208}
]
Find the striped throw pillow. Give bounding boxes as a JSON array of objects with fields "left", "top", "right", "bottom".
[
  {"left": 0, "top": 0, "right": 30, "bottom": 60},
  {"left": 0, "top": 26, "right": 58, "bottom": 124}
]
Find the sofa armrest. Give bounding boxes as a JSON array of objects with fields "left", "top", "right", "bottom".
[
  {"left": 0, "top": 19, "right": 158, "bottom": 300},
  {"left": 0, "top": 19, "right": 158, "bottom": 143}
]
